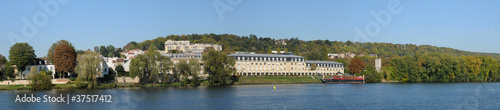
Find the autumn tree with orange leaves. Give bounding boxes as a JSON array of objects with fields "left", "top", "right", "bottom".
[
  {"left": 53, "top": 43, "right": 77, "bottom": 78},
  {"left": 349, "top": 57, "right": 366, "bottom": 74}
]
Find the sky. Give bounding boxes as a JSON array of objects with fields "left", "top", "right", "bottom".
[{"left": 1, "top": 0, "right": 500, "bottom": 59}]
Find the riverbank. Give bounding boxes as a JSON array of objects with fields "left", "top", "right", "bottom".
[
  {"left": 0, "top": 76, "right": 324, "bottom": 90},
  {"left": 236, "top": 76, "right": 322, "bottom": 85}
]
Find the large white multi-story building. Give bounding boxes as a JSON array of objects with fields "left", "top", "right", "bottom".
[
  {"left": 228, "top": 53, "right": 344, "bottom": 76},
  {"left": 164, "top": 40, "right": 222, "bottom": 53}
]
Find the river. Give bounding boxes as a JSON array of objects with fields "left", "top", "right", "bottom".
[{"left": 0, "top": 83, "right": 499, "bottom": 109}]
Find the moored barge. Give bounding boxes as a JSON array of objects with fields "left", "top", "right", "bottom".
[{"left": 322, "top": 75, "right": 364, "bottom": 83}]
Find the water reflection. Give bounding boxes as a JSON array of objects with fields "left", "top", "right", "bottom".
[{"left": 1, "top": 83, "right": 500, "bottom": 109}]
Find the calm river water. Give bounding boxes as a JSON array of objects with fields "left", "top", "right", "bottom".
[{"left": 1, "top": 83, "right": 499, "bottom": 110}]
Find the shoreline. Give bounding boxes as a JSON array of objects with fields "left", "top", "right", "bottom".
[{"left": 3, "top": 81, "right": 500, "bottom": 91}]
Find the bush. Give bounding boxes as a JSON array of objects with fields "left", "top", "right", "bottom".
[
  {"left": 66, "top": 80, "right": 73, "bottom": 84},
  {"left": 363, "top": 66, "right": 383, "bottom": 83},
  {"left": 96, "top": 83, "right": 117, "bottom": 89},
  {"left": 29, "top": 72, "right": 53, "bottom": 90},
  {"left": 2, "top": 64, "right": 15, "bottom": 79},
  {"left": 74, "top": 79, "right": 88, "bottom": 89}
]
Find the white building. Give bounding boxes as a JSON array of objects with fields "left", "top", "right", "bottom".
[
  {"left": 375, "top": 58, "right": 382, "bottom": 73},
  {"left": 102, "top": 57, "right": 127, "bottom": 72},
  {"left": 328, "top": 53, "right": 339, "bottom": 59},
  {"left": 164, "top": 40, "right": 222, "bottom": 53},
  {"left": 22, "top": 58, "right": 56, "bottom": 79},
  {"left": 228, "top": 53, "right": 344, "bottom": 76},
  {"left": 98, "top": 56, "right": 110, "bottom": 78},
  {"left": 121, "top": 49, "right": 146, "bottom": 60}
]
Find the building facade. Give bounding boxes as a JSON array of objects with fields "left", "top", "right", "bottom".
[
  {"left": 162, "top": 53, "right": 206, "bottom": 77},
  {"left": 228, "top": 53, "right": 344, "bottom": 76},
  {"left": 164, "top": 40, "right": 222, "bottom": 53},
  {"left": 22, "top": 58, "right": 56, "bottom": 79},
  {"left": 121, "top": 49, "right": 145, "bottom": 59}
]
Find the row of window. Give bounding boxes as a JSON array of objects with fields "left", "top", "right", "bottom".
[
  {"left": 236, "top": 66, "right": 341, "bottom": 71},
  {"left": 26, "top": 66, "right": 53, "bottom": 71},
  {"left": 237, "top": 62, "right": 343, "bottom": 67},
  {"left": 235, "top": 57, "right": 305, "bottom": 62},
  {"left": 167, "top": 46, "right": 221, "bottom": 50},
  {"left": 238, "top": 62, "right": 301, "bottom": 66}
]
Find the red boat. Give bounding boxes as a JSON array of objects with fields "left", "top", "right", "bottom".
[{"left": 322, "top": 75, "right": 364, "bottom": 83}]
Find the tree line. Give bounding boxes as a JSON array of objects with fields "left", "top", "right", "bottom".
[
  {"left": 122, "top": 33, "right": 500, "bottom": 61},
  {"left": 128, "top": 47, "right": 237, "bottom": 86},
  {"left": 382, "top": 53, "right": 500, "bottom": 82}
]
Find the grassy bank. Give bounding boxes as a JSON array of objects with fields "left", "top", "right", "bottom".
[
  {"left": 237, "top": 76, "right": 322, "bottom": 84},
  {"left": 0, "top": 85, "right": 30, "bottom": 90},
  {"left": 0, "top": 76, "right": 322, "bottom": 90}
]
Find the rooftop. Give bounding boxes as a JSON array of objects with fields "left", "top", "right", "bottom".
[
  {"left": 228, "top": 53, "right": 303, "bottom": 58},
  {"left": 305, "top": 60, "right": 343, "bottom": 64}
]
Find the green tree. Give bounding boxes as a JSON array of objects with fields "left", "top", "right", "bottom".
[
  {"left": 28, "top": 66, "right": 53, "bottom": 90},
  {"left": 130, "top": 46, "right": 172, "bottom": 84},
  {"left": 464, "top": 56, "right": 482, "bottom": 82},
  {"left": 99, "top": 46, "right": 107, "bottom": 57},
  {"left": 0, "top": 54, "right": 6, "bottom": 68},
  {"left": 76, "top": 50, "right": 85, "bottom": 55},
  {"left": 188, "top": 58, "right": 201, "bottom": 85},
  {"left": 75, "top": 51, "right": 102, "bottom": 89},
  {"left": 9, "top": 43, "right": 36, "bottom": 73},
  {"left": 202, "top": 49, "right": 237, "bottom": 85},
  {"left": 1, "top": 63, "right": 15, "bottom": 79},
  {"left": 115, "top": 65, "right": 126, "bottom": 77},
  {"left": 173, "top": 59, "right": 201, "bottom": 85},
  {"left": 106, "top": 45, "right": 115, "bottom": 57},
  {"left": 53, "top": 43, "right": 77, "bottom": 78},
  {"left": 120, "top": 54, "right": 126, "bottom": 58},
  {"left": 363, "top": 66, "right": 382, "bottom": 83},
  {"left": 310, "top": 63, "right": 317, "bottom": 71}
]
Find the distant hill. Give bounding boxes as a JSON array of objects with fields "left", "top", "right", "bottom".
[{"left": 122, "top": 33, "right": 500, "bottom": 60}]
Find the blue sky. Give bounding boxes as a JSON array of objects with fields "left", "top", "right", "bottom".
[{"left": 1, "top": 0, "right": 500, "bottom": 59}]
